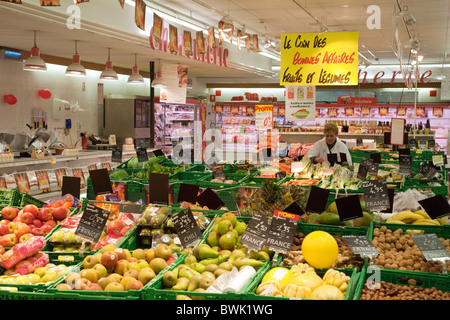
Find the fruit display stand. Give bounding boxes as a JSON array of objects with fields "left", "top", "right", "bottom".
[
  {"left": 141, "top": 214, "right": 267, "bottom": 300},
  {"left": 353, "top": 266, "right": 450, "bottom": 300},
  {"left": 141, "top": 256, "right": 270, "bottom": 300}
]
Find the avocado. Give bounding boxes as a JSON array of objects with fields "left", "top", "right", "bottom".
[{"left": 317, "top": 212, "right": 343, "bottom": 225}]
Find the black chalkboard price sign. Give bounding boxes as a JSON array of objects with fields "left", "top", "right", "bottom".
[
  {"left": 111, "top": 147, "right": 123, "bottom": 163},
  {"left": 399, "top": 154, "right": 412, "bottom": 175},
  {"left": 136, "top": 147, "right": 149, "bottom": 163},
  {"left": 212, "top": 165, "right": 226, "bottom": 182},
  {"left": 411, "top": 233, "right": 450, "bottom": 261},
  {"left": 240, "top": 213, "right": 272, "bottom": 252},
  {"left": 418, "top": 162, "right": 438, "bottom": 180},
  {"left": 171, "top": 208, "right": 202, "bottom": 247},
  {"left": 265, "top": 210, "right": 299, "bottom": 254},
  {"left": 342, "top": 235, "right": 379, "bottom": 257},
  {"left": 75, "top": 203, "right": 111, "bottom": 243},
  {"left": 363, "top": 179, "right": 390, "bottom": 211}
]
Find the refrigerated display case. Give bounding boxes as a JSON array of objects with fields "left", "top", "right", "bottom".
[{"left": 154, "top": 102, "right": 198, "bottom": 155}]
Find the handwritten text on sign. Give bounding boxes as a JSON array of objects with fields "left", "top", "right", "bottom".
[
  {"left": 280, "top": 32, "right": 359, "bottom": 86},
  {"left": 255, "top": 105, "right": 273, "bottom": 130}
]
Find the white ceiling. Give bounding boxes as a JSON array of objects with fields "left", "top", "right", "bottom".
[{"left": 0, "top": 0, "right": 449, "bottom": 79}]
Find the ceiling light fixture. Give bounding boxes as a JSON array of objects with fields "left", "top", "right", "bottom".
[
  {"left": 23, "top": 30, "right": 47, "bottom": 71},
  {"left": 128, "top": 54, "right": 144, "bottom": 83},
  {"left": 100, "top": 48, "right": 118, "bottom": 80},
  {"left": 151, "top": 60, "right": 166, "bottom": 88},
  {"left": 65, "top": 40, "right": 86, "bottom": 77}
]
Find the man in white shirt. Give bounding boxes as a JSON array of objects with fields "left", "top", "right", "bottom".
[{"left": 306, "top": 123, "right": 352, "bottom": 165}]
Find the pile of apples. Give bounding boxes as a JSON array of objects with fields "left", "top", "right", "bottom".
[
  {"left": 55, "top": 243, "right": 177, "bottom": 292},
  {"left": 0, "top": 204, "right": 70, "bottom": 247},
  {"left": 0, "top": 263, "right": 72, "bottom": 285}
]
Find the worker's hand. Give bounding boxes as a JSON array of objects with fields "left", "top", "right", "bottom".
[{"left": 315, "top": 157, "right": 325, "bottom": 163}]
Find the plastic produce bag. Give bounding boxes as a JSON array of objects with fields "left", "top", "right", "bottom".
[
  {"left": 206, "top": 266, "right": 256, "bottom": 294},
  {"left": 392, "top": 188, "right": 433, "bottom": 213},
  {"left": 0, "top": 236, "right": 46, "bottom": 269}
]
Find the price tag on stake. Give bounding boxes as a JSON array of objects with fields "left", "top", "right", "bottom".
[
  {"left": 342, "top": 235, "right": 379, "bottom": 257},
  {"left": 412, "top": 233, "right": 450, "bottom": 261},
  {"left": 171, "top": 208, "right": 202, "bottom": 248},
  {"left": 240, "top": 213, "right": 272, "bottom": 252},
  {"left": 265, "top": 210, "right": 299, "bottom": 254},
  {"left": 363, "top": 179, "right": 390, "bottom": 211},
  {"left": 75, "top": 203, "right": 110, "bottom": 243}
]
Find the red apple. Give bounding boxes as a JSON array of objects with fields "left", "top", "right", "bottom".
[
  {"left": 23, "top": 204, "right": 39, "bottom": 218},
  {"left": 32, "top": 219, "right": 43, "bottom": 228},
  {"left": 37, "top": 207, "right": 53, "bottom": 221},
  {"left": 82, "top": 282, "right": 103, "bottom": 291},
  {"left": 108, "top": 219, "right": 125, "bottom": 233},
  {"left": 120, "top": 225, "right": 133, "bottom": 235},
  {"left": 13, "top": 223, "right": 31, "bottom": 238},
  {"left": 0, "top": 234, "right": 18, "bottom": 247},
  {"left": 1, "top": 207, "right": 18, "bottom": 220},
  {"left": 19, "top": 233, "right": 34, "bottom": 243},
  {"left": 0, "top": 220, "right": 9, "bottom": 226},
  {"left": 14, "top": 259, "right": 31, "bottom": 269},
  {"left": 40, "top": 224, "right": 53, "bottom": 235},
  {"left": 100, "top": 251, "right": 119, "bottom": 269},
  {"left": 52, "top": 207, "right": 69, "bottom": 221},
  {"left": 44, "top": 220, "right": 57, "bottom": 229},
  {"left": 19, "top": 212, "right": 34, "bottom": 224},
  {"left": 0, "top": 224, "right": 9, "bottom": 236},
  {"left": 125, "top": 279, "right": 143, "bottom": 291},
  {"left": 31, "top": 227, "right": 45, "bottom": 236}
]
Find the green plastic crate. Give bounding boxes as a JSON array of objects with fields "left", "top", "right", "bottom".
[
  {"left": 19, "top": 193, "right": 45, "bottom": 208},
  {"left": 0, "top": 188, "right": 21, "bottom": 209},
  {"left": 170, "top": 171, "right": 213, "bottom": 182},
  {"left": 353, "top": 266, "right": 449, "bottom": 300},
  {"left": 141, "top": 255, "right": 269, "bottom": 300}
]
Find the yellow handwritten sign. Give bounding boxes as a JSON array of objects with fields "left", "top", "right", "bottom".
[{"left": 280, "top": 32, "right": 359, "bottom": 86}]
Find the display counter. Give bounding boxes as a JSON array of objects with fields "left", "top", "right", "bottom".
[{"left": 0, "top": 150, "right": 137, "bottom": 175}]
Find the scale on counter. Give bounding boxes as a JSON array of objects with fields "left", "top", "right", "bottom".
[{"left": 23, "top": 127, "right": 53, "bottom": 157}]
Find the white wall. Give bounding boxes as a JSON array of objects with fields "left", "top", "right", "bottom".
[{"left": 0, "top": 56, "right": 151, "bottom": 150}]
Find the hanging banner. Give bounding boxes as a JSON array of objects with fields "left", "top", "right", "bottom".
[
  {"left": 183, "top": 31, "right": 193, "bottom": 56},
  {"left": 159, "top": 63, "right": 188, "bottom": 104},
  {"left": 135, "top": 0, "right": 146, "bottom": 31},
  {"left": 280, "top": 32, "right": 359, "bottom": 86},
  {"left": 40, "top": 0, "right": 61, "bottom": 5},
  {"left": 196, "top": 31, "right": 206, "bottom": 55},
  {"left": 252, "top": 34, "right": 260, "bottom": 52},
  {"left": 153, "top": 13, "right": 163, "bottom": 49},
  {"left": 255, "top": 105, "right": 273, "bottom": 130},
  {"left": 169, "top": 24, "right": 179, "bottom": 53},
  {"left": 285, "top": 85, "right": 316, "bottom": 121},
  {"left": 208, "top": 26, "right": 216, "bottom": 48},
  {"left": 118, "top": 0, "right": 125, "bottom": 8}
]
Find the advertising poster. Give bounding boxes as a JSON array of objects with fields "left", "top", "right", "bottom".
[
  {"left": 285, "top": 85, "right": 316, "bottom": 121},
  {"left": 255, "top": 105, "right": 273, "bottom": 130},
  {"left": 72, "top": 168, "right": 86, "bottom": 188},
  {"left": 433, "top": 106, "right": 443, "bottom": 118},
  {"left": 55, "top": 168, "right": 67, "bottom": 190},
  {"left": 208, "top": 27, "right": 216, "bottom": 48},
  {"left": 280, "top": 32, "right": 359, "bottom": 86},
  {"left": 159, "top": 63, "right": 188, "bottom": 104}
]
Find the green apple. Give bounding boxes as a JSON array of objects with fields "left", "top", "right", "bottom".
[{"left": 93, "top": 263, "right": 108, "bottom": 279}]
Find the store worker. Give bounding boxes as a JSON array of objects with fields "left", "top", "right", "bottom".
[{"left": 306, "top": 123, "right": 352, "bottom": 165}]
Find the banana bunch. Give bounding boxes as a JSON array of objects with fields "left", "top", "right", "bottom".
[{"left": 386, "top": 210, "right": 447, "bottom": 226}]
